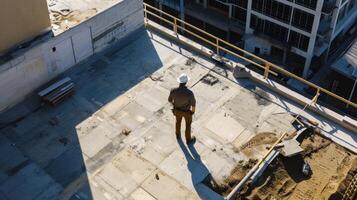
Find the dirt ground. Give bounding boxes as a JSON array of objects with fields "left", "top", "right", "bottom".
[
  {"left": 239, "top": 132, "right": 279, "bottom": 159},
  {"left": 203, "top": 158, "right": 258, "bottom": 196},
  {"left": 205, "top": 132, "right": 285, "bottom": 196},
  {"left": 204, "top": 132, "right": 278, "bottom": 196},
  {"left": 240, "top": 133, "right": 357, "bottom": 200}
]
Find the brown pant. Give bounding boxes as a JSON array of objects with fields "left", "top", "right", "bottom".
[{"left": 174, "top": 109, "right": 192, "bottom": 141}]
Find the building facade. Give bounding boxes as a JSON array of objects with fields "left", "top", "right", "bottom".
[
  {"left": 145, "top": 0, "right": 357, "bottom": 77},
  {"left": 0, "top": 0, "right": 51, "bottom": 55}
]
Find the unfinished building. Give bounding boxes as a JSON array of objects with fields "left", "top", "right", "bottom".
[
  {"left": 145, "top": 0, "right": 357, "bottom": 78},
  {"left": 0, "top": 0, "right": 356, "bottom": 199}
]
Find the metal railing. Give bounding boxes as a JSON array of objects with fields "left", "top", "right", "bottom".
[{"left": 143, "top": 3, "right": 357, "bottom": 109}]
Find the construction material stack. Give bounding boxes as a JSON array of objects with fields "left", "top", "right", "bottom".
[{"left": 38, "top": 77, "right": 75, "bottom": 105}]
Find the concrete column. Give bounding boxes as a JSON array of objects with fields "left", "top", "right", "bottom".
[
  {"left": 302, "top": 0, "right": 324, "bottom": 78},
  {"left": 321, "top": 47, "right": 329, "bottom": 66},
  {"left": 245, "top": 0, "right": 253, "bottom": 34},
  {"left": 303, "top": 55, "right": 313, "bottom": 77},
  {"left": 229, "top": 5, "right": 233, "bottom": 19},
  {"left": 227, "top": 29, "right": 231, "bottom": 42},
  {"left": 322, "top": 0, "right": 343, "bottom": 64},
  {"left": 283, "top": 49, "right": 288, "bottom": 64},
  {"left": 244, "top": 0, "right": 253, "bottom": 51},
  {"left": 204, "top": 0, "right": 208, "bottom": 8},
  {"left": 180, "top": 0, "right": 185, "bottom": 21}
]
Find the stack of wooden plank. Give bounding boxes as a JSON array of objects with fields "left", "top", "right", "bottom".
[{"left": 38, "top": 77, "right": 75, "bottom": 105}]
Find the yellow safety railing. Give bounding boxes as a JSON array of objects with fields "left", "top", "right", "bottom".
[{"left": 143, "top": 3, "right": 357, "bottom": 109}]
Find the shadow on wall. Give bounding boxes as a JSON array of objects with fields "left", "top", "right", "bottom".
[{"left": 0, "top": 30, "right": 163, "bottom": 199}]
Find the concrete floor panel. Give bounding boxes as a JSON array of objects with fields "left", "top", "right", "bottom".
[
  {"left": 205, "top": 109, "right": 245, "bottom": 143},
  {"left": 0, "top": 163, "right": 62, "bottom": 200},
  {"left": 141, "top": 169, "right": 197, "bottom": 200}
]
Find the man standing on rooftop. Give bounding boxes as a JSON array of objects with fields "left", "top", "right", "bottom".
[{"left": 168, "top": 73, "right": 196, "bottom": 144}]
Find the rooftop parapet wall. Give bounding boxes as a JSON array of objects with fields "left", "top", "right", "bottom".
[{"left": 0, "top": 0, "right": 144, "bottom": 113}]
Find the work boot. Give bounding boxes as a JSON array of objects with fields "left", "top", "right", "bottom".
[{"left": 186, "top": 136, "right": 196, "bottom": 145}]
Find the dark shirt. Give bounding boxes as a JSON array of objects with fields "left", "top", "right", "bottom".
[{"left": 168, "top": 86, "right": 196, "bottom": 111}]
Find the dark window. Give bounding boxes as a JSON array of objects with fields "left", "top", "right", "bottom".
[
  {"left": 197, "top": 0, "right": 205, "bottom": 5},
  {"left": 286, "top": 52, "right": 305, "bottom": 76},
  {"left": 349, "top": 0, "right": 355, "bottom": 12},
  {"left": 252, "top": 0, "right": 263, "bottom": 12},
  {"left": 233, "top": 6, "right": 247, "bottom": 22},
  {"left": 228, "top": 0, "right": 248, "bottom": 8},
  {"left": 206, "top": 23, "right": 227, "bottom": 40},
  {"left": 208, "top": 0, "right": 230, "bottom": 16},
  {"left": 250, "top": 14, "right": 289, "bottom": 42},
  {"left": 159, "top": 0, "right": 181, "bottom": 7},
  {"left": 292, "top": 8, "right": 314, "bottom": 32},
  {"left": 295, "top": 0, "right": 318, "bottom": 10},
  {"left": 271, "top": 46, "right": 284, "bottom": 61},
  {"left": 162, "top": 4, "right": 180, "bottom": 18},
  {"left": 288, "top": 30, "right": 310, "bottom": 51},
  {"left": 252, "top": 0, "right": 292, "bottom": 23}
]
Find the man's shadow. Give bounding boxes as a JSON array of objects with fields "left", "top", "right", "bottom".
[{"left": 177, "top": 139, "right": 224, "bottom": 200}]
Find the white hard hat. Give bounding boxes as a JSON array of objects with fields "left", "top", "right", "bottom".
[{"left": 177, "top": 73, "right": 190, "bottom": 83}]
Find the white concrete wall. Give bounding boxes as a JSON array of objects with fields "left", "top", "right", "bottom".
[{"left": 0, "top": 0, "right": 144, "bottom": 112}]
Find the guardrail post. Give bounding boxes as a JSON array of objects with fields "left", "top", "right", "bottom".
[
  {"left": 173, "top": 18, "right": 177, "bottom": 34},
  {"left": 216, "top": 39, "right": 219, "bottom": 55},
  {"left": 264, "top": 63, "right": 270, "bottom": 79},
  {"left": 346, "top": 78, "right": 357, "bottom": 108},
  {"left": 313, "top": 89, "right": 320, "bottom": 103}
]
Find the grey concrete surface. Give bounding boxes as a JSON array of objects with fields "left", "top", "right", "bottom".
[{"left": 0, "top": 29, "right": 356, "bottom": 200}]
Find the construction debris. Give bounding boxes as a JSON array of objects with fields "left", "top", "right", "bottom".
[
  {"left": 121, "top": 128, "right": 131, "bottom": 136},
  {"left": 240, "top": 133, "right": 357, "bottom": 199},
  {"left": 202, "top": 74, "right": 219, "bottom": 86},
  {"left": 233, "top": 64, "right": 251, "bottom": 79},
  {"left": 278, "top": 139, "right": 304, "bottom": 157},
  {"left": 211, "top": 54, "right": 224, "bottom": 64},
  {"left": 149, "top": 74, "right": 164, "bottom": 82},
  {"left": 38, "top": 77, "right": 75, "bottom": 106},
  {"left": 185, "top": 57, "right": 196, "bottom": 65},
  {"left": 302, "top": 162, "right": 311, "bottom": 176}
]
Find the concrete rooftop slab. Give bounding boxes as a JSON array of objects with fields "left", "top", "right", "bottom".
[
  {"left": 47, "top": 0, "right": 124, "bottom": 34},
  {"left": 0, "top": 29, "right": 356, "bottom": 200}
]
